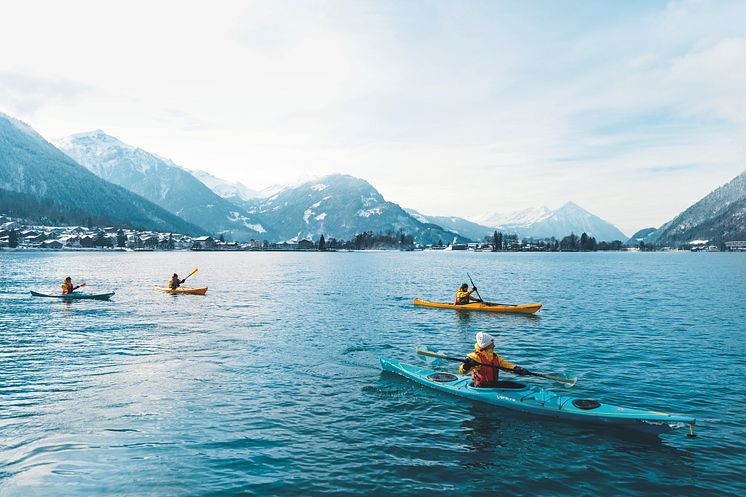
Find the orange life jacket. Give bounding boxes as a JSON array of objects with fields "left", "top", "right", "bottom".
[
  {"left": 61, "top": 282, "right": 74, "bottom": 294},
  {"left": 471, "top": 350, "right": 502, "bottom": 387}
]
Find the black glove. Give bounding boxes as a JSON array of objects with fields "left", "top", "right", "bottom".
[
  {"left": 462, "top": 358, "right": 478, "bottom": 370},
  {"left": 512, "top": 366, "right": 529, "bottom": 376}
]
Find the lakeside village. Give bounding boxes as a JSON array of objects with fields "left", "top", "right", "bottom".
[{"left": 1, "top": 214, "right": 745, "bottom": 253}]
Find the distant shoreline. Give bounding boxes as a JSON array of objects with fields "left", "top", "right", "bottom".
[{"left": 1, "top": 247, "right": 738, "bottom": 254}]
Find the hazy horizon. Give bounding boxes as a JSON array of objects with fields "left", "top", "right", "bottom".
[{"left": 2, "top": 0, "right": 745, "bottom": 235}]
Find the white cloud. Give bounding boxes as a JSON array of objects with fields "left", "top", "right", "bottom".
[
  {"left": 0, "top": 71, "right": 92, "bottom": 116},
  {"left": 0, "top": 0, "right": 744, "bottom": 234}
]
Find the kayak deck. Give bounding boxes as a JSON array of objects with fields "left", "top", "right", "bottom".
[
  {"left": 30, "top": 290, "right": 115, "bottom": 300},
  {"left": 380, "top": 357, "right": 695, "bottom": 435},
  {"left": 414, "top": 298, "right": 542, "bottom": 314},
  {"left": 154, "top": 286, "right": 208, "bottom": 295}
]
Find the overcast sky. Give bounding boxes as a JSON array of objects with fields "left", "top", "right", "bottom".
[{"left": 1, "top": 0, "right": 745, "bottom": 235}]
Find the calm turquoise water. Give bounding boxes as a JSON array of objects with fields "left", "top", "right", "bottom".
[{"left": 1, "top": 251, "right": 744, "bottom": 496}]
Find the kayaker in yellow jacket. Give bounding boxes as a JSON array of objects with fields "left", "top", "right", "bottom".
[
  {"left": 61, "top": 277, "right": 81, "bottom": 295},
  {"left": 455, "top": 283, "right": 481, "bottom": 305},
  {"left": 168, "top": 273, "right": 185, "bottom": 290},
  {"left": 460, "top": 332, "right": 528, "bottom": 387}
]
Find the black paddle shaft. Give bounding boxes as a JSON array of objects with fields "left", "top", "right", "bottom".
[
  {"left": 418, "top": 350, "right": 513, "bottom": 372},
  {"left": 466, "top": 272, "right": 485, "bottom": 302},
  {"left": 417, "top": 349, "right": 574, "bottom": 385},
  {"left": 465, "top": 273, "right": 518, "bottom": 306}
]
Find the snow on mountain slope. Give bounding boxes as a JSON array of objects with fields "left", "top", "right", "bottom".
[
  {"left": 0, "top": 113, "right": 202, "bottom": 234},
  {"left": 475, "top": 206, "right": 552, "bottom": 228},
  {"left": 192, "top": 169, "right": 261, "bottom": 202},
  {"left": 56, "top": 131, "right": 268, "bottom": 240},
  {"left": 475, "top": 202, "right": 627, "bottom": 241},
  {"left": 649, "top": 169, "right": 746, "bottom": 244},
  {"left": 405, "top": 209, "right": 493, "bottom": 241},
  {"left": 244, "top": 174, "right": 467, "bottom": 244}
]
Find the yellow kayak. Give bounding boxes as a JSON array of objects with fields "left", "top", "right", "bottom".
[
  {"left": 155, "top": 286, "right": 208, "bottom": 295},
  {"left": 413, "top": 298, "right": 541, "bottom": 314}
]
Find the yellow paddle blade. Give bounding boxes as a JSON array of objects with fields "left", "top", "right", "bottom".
[{"left": 187, "top": 267, "right": 198, "bottom": 278}]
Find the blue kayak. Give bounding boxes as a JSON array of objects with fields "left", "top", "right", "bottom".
[
  {"left": 380, "top": 357, "right": 696, "bottom": 436},
  {"left": 30, "top": 290, "right": 115, "bottom": 300}
]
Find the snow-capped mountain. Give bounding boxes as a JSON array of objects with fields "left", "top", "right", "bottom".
[
  {"left": 405, "top": 209, "right": 494, "bottom": 242},
  {"left": 476, "top": 202, "right": 627, "bottom": 242},
  {"left": 475, "top": 206, "right": 552, "bottom": 228},
  {"left": 192, "top": 170, "right": 261, "bottom": 203},
  {"left": 243, "top": 174, "right": 467, "bottom": 245},
  {"left": 56, "top": 131, "right": 268, "bottom": 240},
  {"left": 0, "top": 113, "right": 201, "bottom": 234},
  {"left": 645, "top": 169, "right": 746, "bottom": 244}
]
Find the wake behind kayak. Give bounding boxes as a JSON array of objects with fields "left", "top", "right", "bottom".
[{"left": 380, "top": 357, "right": 696, "bottom": 436}]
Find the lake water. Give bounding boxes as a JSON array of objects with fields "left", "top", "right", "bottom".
[{"left": 1, "top": 251, "right": 744, "bottom": 496}]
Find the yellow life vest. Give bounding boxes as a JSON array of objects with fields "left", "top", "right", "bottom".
[{"left": 456, "top": 288, "right": 470, "bottom": 304}]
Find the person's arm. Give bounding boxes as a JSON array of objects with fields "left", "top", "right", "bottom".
[
  {"left": 459, "top": 354, "right": 480, "bottom": 374},
  {"left": 498, "top": 355, "right": 529, "bottom": 375},
  {"left": 497, "top": 354, "right": 516, "bottom": 370},
  {"left": 469, "top": 288, "right": 481, "bottom": 302}
]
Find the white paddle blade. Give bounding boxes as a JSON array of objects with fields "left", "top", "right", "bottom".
[
  {"left": 416, "top": 345, "right": 449, "bottom": 365},
  {"left": 548, "top": 372, "right": 577, "bottom": 388}
]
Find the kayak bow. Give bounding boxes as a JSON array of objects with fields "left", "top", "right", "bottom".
[
  {"left": 155, "top": 286, "right": 208, "bottom": 295},
  {"left": 380, "top": 357, "right": 695, "bottom": 436},
  {"left": 414, "top": 298, "right": 541, "bottom": 314},
  {"left": 30, "top": 290, "right": 115, "bottom": 300}
]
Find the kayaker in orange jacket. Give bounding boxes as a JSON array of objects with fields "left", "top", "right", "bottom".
[
  {"left": 460, "top": 332, "right": 528, "bottom": 387},
  {"left": 168, "top": 273, "right": 185, "bottom": 290},
  {"left": 61, "top": 277, "right": 81, "bottom": 295},
  {"left": 455, "top": 283, "right": 481, "bottom": 305}
]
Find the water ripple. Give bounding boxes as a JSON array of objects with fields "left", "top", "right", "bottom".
[{"left": 0, "top": 251, "right": 744, "bottom": 496}]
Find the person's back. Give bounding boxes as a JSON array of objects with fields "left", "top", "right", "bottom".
[
  {"left": 168, "top": 273, "right": 183, "bottom": 290},
  {"left": 460, "top": 332, "right": 528, "bottom": 387},
  {"left": 61, "top": 277, "right": 76, "bottom": 294},
  {"left": 455, "top": 283, "right": 477, "bottom": 304}
]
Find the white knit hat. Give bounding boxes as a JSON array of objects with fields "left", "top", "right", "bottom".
[{"left": 476, "top": 332, "right": 495, "bottom": 349}]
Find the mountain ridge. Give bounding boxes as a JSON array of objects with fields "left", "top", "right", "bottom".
[
  {"left": 0, "top": 113, "right": 203, "bottom": 235},
  {"left": 474, "top": 202, "right": 627, "bottom": 241},
  {"left": 405, "top": 209, "right": 494, "bottom": 242},
  {"left": 646, "top": 169, "right": 746, "bottom": 245},
  {"left": 243, "top": 174, "right": 467, "bottom": 245},
  {"left": 56, "top": 130, "right": 268, "bottom": 240}
]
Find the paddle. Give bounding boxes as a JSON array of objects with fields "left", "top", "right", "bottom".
[
  {"left": 466, "top": 272, "right": 517, "bottom": 307},
  {"left": 182, "top": 267, "right": 198, "bottom": 282},
  {"left": 70, "top": 281, "right": 86, "bottom": 293},
  {"left": 416, "top": 346, "right": 577, "bottom": 387},
  {"left": 466, "top": 272, "right": 484, "bottom": 302}
]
